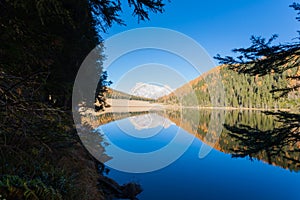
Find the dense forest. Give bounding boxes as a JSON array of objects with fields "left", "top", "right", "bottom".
[
  {"left": 158, "top": 64, "right": 299, "bottom": 109},
  {"left": 0, "top": 0, "right": 166, "bottom": 199},
  {"left": 1, "top": 1, "right": 103, "bottom": 199}
]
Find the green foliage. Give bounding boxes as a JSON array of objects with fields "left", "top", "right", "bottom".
[
  {"left": 218, "top": 67, "right": 297, "bottom": 109},
  {"left": 0, "top": 106, "right": 79, "bottom": 199},
  {"left": 0, "top": 175, "right": 64, "bottom": 200}
]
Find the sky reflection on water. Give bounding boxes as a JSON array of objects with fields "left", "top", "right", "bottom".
[{"left": 95, "top": 112, "right": 300, "bottom": 200}]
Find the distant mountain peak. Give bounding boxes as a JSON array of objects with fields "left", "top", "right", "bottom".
[{"left": 130, "top": 82, "right": 173, "bottom": 99}]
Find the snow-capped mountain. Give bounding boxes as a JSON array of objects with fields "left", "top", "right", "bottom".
[{"left": 130, "top": 82, "right": 172, "bottom": 99}]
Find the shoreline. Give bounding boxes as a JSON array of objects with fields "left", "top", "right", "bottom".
[
  {"left": 105, "top": 98, "right": 292, "bottom": 111},
  {"left": 161, "top": 104, "right": 291, "bottom": 112},
  {"left": 80, "top": 99, "right": 293, "bottom": 116}
]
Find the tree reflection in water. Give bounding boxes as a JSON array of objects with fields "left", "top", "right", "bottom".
[
  {"left": 81, "top": 109, "right": 300, "bottom": 172},
  {"left": 161, "top": 109, "right": 300, "bottom": 172}
]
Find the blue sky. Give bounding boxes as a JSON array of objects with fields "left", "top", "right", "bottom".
[{"left": 99, "top": 0, "right": 299, "bottom": 93}]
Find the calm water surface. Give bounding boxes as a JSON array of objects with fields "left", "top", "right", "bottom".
[{"left": 86, "top": 109, "right": 300, "bottom": 200}]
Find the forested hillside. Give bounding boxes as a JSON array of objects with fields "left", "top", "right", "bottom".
[
  {"left": 105, "top": 88, "right": 155, "bottom": 102},
  {"left": 159, "top": 64, "right": 300, "bottom": 109}
]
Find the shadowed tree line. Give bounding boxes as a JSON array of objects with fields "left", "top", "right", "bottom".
[
  {"left": 215, "top": 3, "right": 300, "bottom": 166},
  {"left": 0, "top": 0, "right": 166, "bottom": 199}
]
